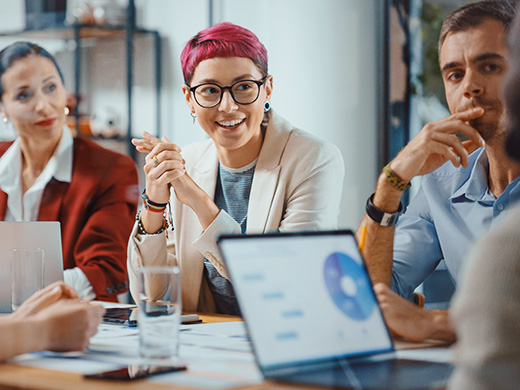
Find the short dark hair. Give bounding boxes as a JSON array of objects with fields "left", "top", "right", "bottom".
[
  {"left": 438, "top": 0, "right": 517, "bottom": 56},
  {"left": 0, "top": 41, "right": 64, "bottom": 100}
]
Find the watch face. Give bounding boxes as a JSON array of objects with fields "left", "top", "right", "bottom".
[{"left": 380, "top": 212, "right": 399, "bottom": 227}]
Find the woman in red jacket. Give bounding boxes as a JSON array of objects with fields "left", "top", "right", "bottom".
[{"left": 0, "top": 41, "right": 139, "bottom": 301}]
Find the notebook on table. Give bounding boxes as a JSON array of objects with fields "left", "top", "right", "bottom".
[
  {"left": 0, "top": 221, "right": 64, "bottom": 313},
  {"left": 217, "top": 230, "right": 453, "bottom": 390}
]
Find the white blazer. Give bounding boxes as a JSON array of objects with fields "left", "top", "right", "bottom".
[{"left": 128, "top": 111, "right": 345, "bottom": 312}]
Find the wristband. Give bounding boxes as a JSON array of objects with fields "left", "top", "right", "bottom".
[
  {"left": 141, "top": 189, "right": 168, "bottom": 209},
  {"left": 142, "top": 199, "right": 166, "bottom": 213},
  {"left": 383, "top": 163, "right": 411, "bottom": 191},
  {"left": 365, "top": 193, "right": 403, "bottom": 227}
]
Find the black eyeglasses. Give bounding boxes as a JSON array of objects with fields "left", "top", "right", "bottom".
[{"left": 187, "top": 77, "right": 267, "bottom": 108}]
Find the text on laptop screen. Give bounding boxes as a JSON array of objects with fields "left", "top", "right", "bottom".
[{"left": 220, "top": 232, "right": 393, "bottom": 369}]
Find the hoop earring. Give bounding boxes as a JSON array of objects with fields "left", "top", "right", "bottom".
[
  {"left": 64, "top": 107, "right": 70, "bottom": 115},
  {"left": 190, "top": 112, "right": 197, "bottom": 124},
  {"left": 264, "top": 101, "right": 271, "bottom": 112}
]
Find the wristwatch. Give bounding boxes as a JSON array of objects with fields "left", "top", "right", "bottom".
[{"left": 365, "top": 193, "right": 403, "bottom": 226}]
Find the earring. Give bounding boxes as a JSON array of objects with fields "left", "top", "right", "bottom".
[
  {"left": 64, "top": 107, "right": 70, "bottom": 115},
  {"left": 2, "top": 116, "right": 8, "bottom": 124},
  {"left": 190, "top": 112, "right": 197, "bottom": 124},
  {"left": 264, "top": 101, "right": 271, "bottom": 112}
]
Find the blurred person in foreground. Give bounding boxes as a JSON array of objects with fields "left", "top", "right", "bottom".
[{"left": 0, "top": 282, "right": 104, "bottom": 361}]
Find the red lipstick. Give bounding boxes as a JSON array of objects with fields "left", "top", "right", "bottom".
[{"left": 35, "top": 118, "right": 57, "bottom": 127}]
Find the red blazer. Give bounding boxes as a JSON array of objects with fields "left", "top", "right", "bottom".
[{"left": 0, "top": 137, "right": 139, "bottom": 301}]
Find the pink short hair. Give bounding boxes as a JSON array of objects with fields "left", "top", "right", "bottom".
[{"left": 180, "top": 22, "right": 268, "bottom": 85}]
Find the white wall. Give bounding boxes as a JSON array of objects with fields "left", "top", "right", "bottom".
[{"left": 0, "top": 0, "right": 382, "bottom": 229}]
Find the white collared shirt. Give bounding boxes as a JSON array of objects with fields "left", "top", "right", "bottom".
[{"left": 0, "top": 127, "right": 95, "bottom": 299}]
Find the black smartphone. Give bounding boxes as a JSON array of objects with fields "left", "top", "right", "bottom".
[
  {"left": 103, "top": 307, "right": 201, "bottom": 326},
  {"left": 103, "top": 307, "right": 138, "bottom": 326},
  {"left": 84, "top": 363, "right": 187, "bottom": 381}
]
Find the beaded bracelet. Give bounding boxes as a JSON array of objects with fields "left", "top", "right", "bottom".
[
  {"left": 136, "top": 210, "right": 168, "bottom": 235},
  {"left": 383, "top": 163, "right": 411, "bottom": 191}
]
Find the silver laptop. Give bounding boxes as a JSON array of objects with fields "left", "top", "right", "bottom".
[
  {"left": 0, "top": 222, "right": 64, "bottom": 313},
  {"left": 218, "top": 230, "right": 453, "bottom": 390}
]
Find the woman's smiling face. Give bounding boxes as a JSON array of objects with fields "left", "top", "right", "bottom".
[{"left": 183, "top": 57, "right": 272, "bottom": 167}]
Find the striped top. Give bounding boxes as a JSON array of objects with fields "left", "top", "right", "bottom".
[{"left": 203, "top": 159, "right": 257, "bottom": 315}]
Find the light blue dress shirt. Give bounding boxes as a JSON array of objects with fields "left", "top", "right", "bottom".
[{"left": 392, "top": 148, "right": 520, "bottom": 299}]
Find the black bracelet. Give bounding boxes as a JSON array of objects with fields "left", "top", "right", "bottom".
[
  {"left": 141, "top": 189, "right": 168, "bottom": 209},
  {"left": 365, "top": 193, "right": 403, "bottom": 227}
]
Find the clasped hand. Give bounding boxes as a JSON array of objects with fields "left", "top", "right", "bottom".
[
  {"left": 132, "top": 132, "right": 215, "bottom": 217},
  {"left": 132, "top": 131, "right": 188, "bottom": 204}
]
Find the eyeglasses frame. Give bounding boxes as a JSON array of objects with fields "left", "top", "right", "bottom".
[{"left": 187, "top": 76, "right": 268, "bottom": 109}]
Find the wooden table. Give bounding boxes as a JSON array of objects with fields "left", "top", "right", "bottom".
[
  {"left": 0, "top": 313, "right": 448, "bottom": 390},
  {"left": 0, "top": 313, "right": 288, "bottom": 390},
  {"left": 0, "top": 366, "right": 303, "bottom": 390}
]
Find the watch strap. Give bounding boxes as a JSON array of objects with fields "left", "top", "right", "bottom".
[{"left": 365, "top": 193, "right": 403, "bottom": 227}]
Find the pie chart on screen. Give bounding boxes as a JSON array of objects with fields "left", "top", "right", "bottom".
[{"left": 323, "top": 252, "right": 375, "bottom": 320}]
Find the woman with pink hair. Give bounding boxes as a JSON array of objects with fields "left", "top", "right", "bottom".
[{"left": 128, "top": 22, "right": 344, "bottom": 314}]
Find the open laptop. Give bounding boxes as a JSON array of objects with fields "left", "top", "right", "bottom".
[
  {"left": 0, "top": 222, "right": 64, "bottom": 313},
  {"left": 218, "top": 230, "right": 453, "bottom": 390}
]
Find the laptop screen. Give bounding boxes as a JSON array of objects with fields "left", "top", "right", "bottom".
[{"left": 219, "top": 230, "right": 393, "bottom": 370}]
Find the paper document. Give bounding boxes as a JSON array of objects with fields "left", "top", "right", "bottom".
[{"left": 14, "top": 321, "right": 262, "bottom": 389}]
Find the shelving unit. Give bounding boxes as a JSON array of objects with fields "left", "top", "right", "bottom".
[{"left": 0, "top": 0, "right": 161, "bottom": 162}]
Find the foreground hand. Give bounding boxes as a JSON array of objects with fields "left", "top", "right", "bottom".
[
  {"left": 374, "top": 283, "right": 437, "bottom": 342},
  {"left": 11, "top": 282, "right": 79, "bottom": 320},
  {"left": 390, "top": 107, "right": 485, "bottom": 183},
  {"left": 36, "top": 300, "right": 105, "bottom": 352}
]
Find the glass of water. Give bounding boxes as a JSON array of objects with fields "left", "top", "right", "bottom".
[{"left": 137, "top": 266, "right": 181, "bottom": 360}]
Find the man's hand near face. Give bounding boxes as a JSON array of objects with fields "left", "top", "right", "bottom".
[{"left": 389, "top": 107, "right": 485, "bottom": 184}]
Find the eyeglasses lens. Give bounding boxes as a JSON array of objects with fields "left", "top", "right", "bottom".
[{"left": 194, "top": 80, "right": 261, "bottom": 108}]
